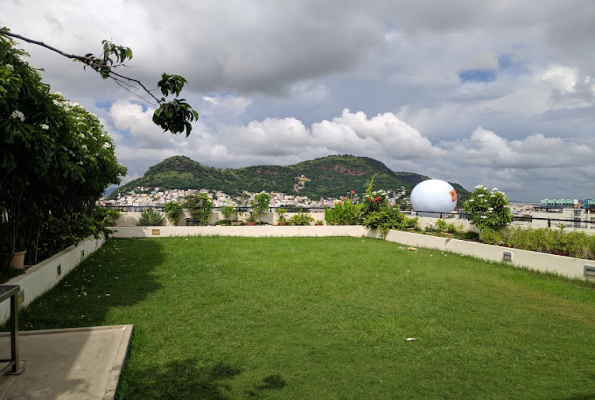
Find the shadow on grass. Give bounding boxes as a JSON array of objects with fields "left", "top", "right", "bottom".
[
  {"left": 563, "top": 373, "right": 595, "bottom": 400},
  {"left": 119, "top": 358, "right": 243, "bottom": 400},
  {"left": 2, "top": 238, "right": 166, "bottom": 331},
  {"left": 246, "top": 374, "right": 287, "bottom": 398},
  {"left": 120, "top": 357, "right": 288, "bottom": 400}
]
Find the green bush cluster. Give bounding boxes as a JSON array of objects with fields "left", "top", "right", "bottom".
[
  {"left": 136, "top": 209, "right": 165, "bottom": 226},
  {"left": 481, "top": 226, "right": 595, "bottom": 260},
  {"left": 163, "top": 201, "right": 183, "bottom": 226},
  {"left": 324, "top": 195, "right": 361, "bottom": 225},
  {"left": 463, "top": 185, "right": 513, "bottom": 231},
  {"left": 184, "top": 194, "right": 213, "bottom": 226},
  {"left": 287, "top": 211, "right": 314, "bottom": 226},
  {"left": 362, "top": 208, "right": 404, "bottom": 235},
  {"left": 216, "top": 205, "right": 238, "bottom": 226}
]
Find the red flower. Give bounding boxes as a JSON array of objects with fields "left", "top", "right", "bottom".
[
  {"left": 337, "top": 201, "right": 343, "bottom": 205},
  {"left": 350, "top": 190, "right": 355, "bottom": 194}
]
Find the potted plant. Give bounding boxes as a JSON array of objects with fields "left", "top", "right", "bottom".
[
  {"left": 288, "top": 211, "right": 314, "bottom": 226},
  {"left": 246, "top": 212, "right": 257, "bottom": 226},
  {"left": 404, "top": 216, "right": 418, "bottom": 230},
  {"left": 250, "top": 193, "right": 271, "bottom": 225},
  {"left": 164, "top": 201, "right": 183, "bottom": 226},
  {"left": 0, "top": 216, "right": 26, "bottom": 271},
  {"left": 184, "top": 194, "right": 213, "bottom": 226},
  {"left": 219, "top": 205, "right": 237, "bottom": 226},
  {"left": 315, "top": 219, "right": 324, "bottom": 226},
  {"left": 276, "top": 208, "right": 288, "bottom": 225},
  {"left": 136, "top": 208, "right": 165, "bottom": 226}
]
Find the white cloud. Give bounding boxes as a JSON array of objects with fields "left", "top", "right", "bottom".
[
  {"left": 444, "top": 126, "right": 593, "bottom": 169},
  {"left": 199, "top": 95, "right": 252, "bottom": 117},
  {"left": 541, "top": 65, "right": 579, "bottom": 93}
]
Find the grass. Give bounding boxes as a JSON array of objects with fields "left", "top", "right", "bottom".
[{"left": 5, "top": 236, "right": 595, "bottom": 399}]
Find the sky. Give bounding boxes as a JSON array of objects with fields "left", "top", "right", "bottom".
[{"left": 2, "top": 0, "right": 595, "bottom": 202}]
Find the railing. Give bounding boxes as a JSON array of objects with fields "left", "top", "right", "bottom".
[{"left": 407, "top": 210, "right": 595, "bottom": 230}]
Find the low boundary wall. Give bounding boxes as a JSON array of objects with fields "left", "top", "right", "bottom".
[
  {"left": 367, "top": 230, "right": 595, "bottom": 281},
  {"left": 112, "top": 225, "right": 364, "bottom": 238},
  {"left": 1, "top": 235, "right": 105, "bottom": 324}
]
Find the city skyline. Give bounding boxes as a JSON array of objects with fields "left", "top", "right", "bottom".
[{"left": 2, "top": 1, "right": 594, "bottom": 202}]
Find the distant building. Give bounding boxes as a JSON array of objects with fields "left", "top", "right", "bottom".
[
  {"left": 538, "top": 198, "right": 579, "bottom": 210},
  {"left": 532, "top": 207, "right": 595, "bottom": 229}
]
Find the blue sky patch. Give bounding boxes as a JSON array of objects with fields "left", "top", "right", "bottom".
[
  {"left": 458, "top": 69, "right": 496, "bottom": 83},
  {"left": 95, "top": 101, "right": 113, "bottom": 110}
]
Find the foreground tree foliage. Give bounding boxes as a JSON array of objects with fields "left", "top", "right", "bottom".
[
  {"left": 0, "top": 27, "right": 198, "bottom": 137},
  {"left": 0, "top": 35, "right": 127, "bottom": 265}
]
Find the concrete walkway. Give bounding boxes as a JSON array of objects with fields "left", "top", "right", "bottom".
[{"left": 0, "top": 325, "right": 132, "bottom": 400}]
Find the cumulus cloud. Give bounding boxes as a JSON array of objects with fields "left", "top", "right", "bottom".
[
  {"left": 541, "top": 65, "right": 579, "bottom": 93},
  {"left": 443, "top": 127, "right": 593, "bottom": 169},
  {"left": 103, "top": 100, "right": 595, "bottom": 201}
]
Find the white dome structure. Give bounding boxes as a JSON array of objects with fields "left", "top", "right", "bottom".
[{"left": 410, "top": 179, "right": 457, "bottom": 217}]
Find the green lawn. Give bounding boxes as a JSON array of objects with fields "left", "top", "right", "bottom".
[{"left": 8, "top": 237, "right": 595, "bottom": 399}]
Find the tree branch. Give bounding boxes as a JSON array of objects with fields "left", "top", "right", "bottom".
[
  {"left": 0, "top": 29, "right": 161, "bottom": 106},
  {"left": 1, "top": 27, "right": 199, "bottom": 136}
]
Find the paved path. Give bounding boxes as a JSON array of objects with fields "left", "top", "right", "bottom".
[{"left": 0, "top": 325, "right": 132, "bottom": 400}]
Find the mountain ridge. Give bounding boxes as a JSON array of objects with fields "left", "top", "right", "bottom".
[{"left": 107, "top": 155, "right": 470, "bottom": 201}]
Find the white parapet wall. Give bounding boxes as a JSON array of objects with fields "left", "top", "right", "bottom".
[
  {"left": 0, "top": 235, "right": 105, "bottom": 324},
  {"left": 367, "top": 229, "right": 595, "bottom": 280},
  {"left": 116, "top": 211, "right": 326, "bottom": 227},
  {"left": 112, "top": 225, "right": 365, "bottom": 238}
]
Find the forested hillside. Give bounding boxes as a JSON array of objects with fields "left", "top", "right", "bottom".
[{"left": 108, "top": 155, "right": 470, "bottom": 200}]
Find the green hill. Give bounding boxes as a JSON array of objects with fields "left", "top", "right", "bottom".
[{"left": 108, "top": 155, "right": 470, "bottom": 200}]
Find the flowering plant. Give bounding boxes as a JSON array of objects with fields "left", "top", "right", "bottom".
[
  {"left": 324, "top": 193, "right": 361, "bottom": 225},
  {"left": 361, "top": 176, "right": 388, "bottom": 216},
  {"left": 463, "top": 185, "right": 513, "bottom": 231}
]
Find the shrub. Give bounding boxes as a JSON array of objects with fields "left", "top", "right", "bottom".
[
  {"left": 324, "top": 196, "right": 361, "bottom": 225},
  {"left": 136, "top": 208, "right": 165, "bottom": 226},
  {"left": 164, "top": 201, "right": 183, "bottom": 226},
  {"left": 363, "top": 208, "right": 405, "bottom": 236},
  {"left": 361, "top": 176, "right": 388, "bottom": 217},
  {"left": 435, "top": 219, "right": 447, "bottom": 233},
  {"left": 501, "top": 226, "right": 595, "bottom": 260},
  {"left": 462, "top": 230, "right": 479, "bottom": 240},
  {"left": 276, "top": 208, "right": 288, "bottom": 223},
  {"left": 463, "top": 185, "right": 513, "bottom": 231},
  {"left": 480, "top": 228, "right": 501, "bottom": 245},
  {"left": 403, "top": 216, "right": 419, "bottom": 230},
  {"left": 288, "top": 211, "right": 314, "bottom": 226},
  {"left": 220, "top": 205, "right": 236, "bottom": 222},
  {"left": 184, "top": 194, "right": 213, "bottom": 226},
  {"left": 90, "top": 207, "right": 120, "bottom": 238}
]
